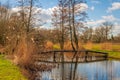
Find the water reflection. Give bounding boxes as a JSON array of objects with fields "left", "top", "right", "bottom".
[{"left": 38, "top": 60, "right": 120, "bottom": 80}]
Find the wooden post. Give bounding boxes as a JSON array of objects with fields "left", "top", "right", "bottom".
[
  {"left": 85, "top": 51, "right": 88, "bottom": 62},
  {"left": 105, "top": 53, "right": 108, "bottom": 59},
  {"left": 53, "top": 52, "right": 56, "bottom": 62}
]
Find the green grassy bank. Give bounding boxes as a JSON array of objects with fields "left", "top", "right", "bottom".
[
  {"left": 0, "top": 55, "right": 27, "bottom": 80},
  {"left": 92, "top": 50, "right": 120, "bottom": 59},
  {"left": 84, "top": 43, "right": 120, "bottom": 59}
]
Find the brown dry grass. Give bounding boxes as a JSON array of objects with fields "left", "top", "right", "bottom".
[
  {"left": 64, "top": 41, "right": 84, "bottom": 50},
  {"left": 64, "top": 41, "right": 73, "bottom": 50},
  {"left": 64, "top": 41, "right": 85, "bottom": 59},
  {"left": 12, "top": 35, "right": 38, "bottom": 80},
  {"left": 84, "top": 42, "right": 93, "bottom": 50},
  {"left": 44, "top": 41, "right": 53, "bottom": 50},
  {"left": 83, "top": 42, "right": 120, "bottom": 52},
  {"left": 0, "top": 47, "right": 5, "bottom": 54},
  {"left": 101, "top": 42, "right": 112, "bottom": 50}
]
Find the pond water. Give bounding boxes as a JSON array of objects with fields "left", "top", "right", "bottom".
[{"left": 37, "top": 60, "right": 120, "bottom": 80}]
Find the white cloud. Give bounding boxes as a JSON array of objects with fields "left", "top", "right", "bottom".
[
  {"left": 86, "top": 15, "right": 120, "bottom": 34},
  {"left": 107, "top": 2, "right": 120, "bottom": 12},
  {"left": 40, "top": 8, "right": 53, "bottom": 23},
  {"left": 102, "top": 15, "right": 117, "bottom": 22},
  {"left": 40, "top": 3, "right": 89, "bottom": 27},
  {"left": 74, "top": 3, "right": 88, "bottom": 14},
  {"left": 79, "top": 3, "right": 88, "bottom": 11},
  {"left": 86, "top": 15, "right": 117, "bottom": 26},
  {"left": 86, "top": 20, "right": 105, "bottom": 27},
  {"left": 10, "top": 3, "right": 89, "bottom": 28},
  {"left": 91, "top": 0, "right": 101, "bottom": 4},
  {"left": 112, "top": 22, "right": 120, "bottom": 35},
  {"left": 114, "top": 22, "right": 120, "bottom": 30},
  {"left": 11, "top": 6, "right": 42, "bottom": 15},
  {"left": 10, "top": 6, "right": 53, "bottom": 26},
  {"left": 90, "top": 6, "right": 95, "bottom": 11},
  {"left": 86, "top": 20, "right": 120, "bottom": 35},
  {"left": 11, "top": 7, "right": 21, "bottom": 12}
]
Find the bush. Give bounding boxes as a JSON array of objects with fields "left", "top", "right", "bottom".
[{"left": 12, "top": 36, "right": 38, "bottom": 80}]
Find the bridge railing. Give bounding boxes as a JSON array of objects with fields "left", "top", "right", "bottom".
[{"left": 35, "top": 50, "right": 108, "bottom": 63}]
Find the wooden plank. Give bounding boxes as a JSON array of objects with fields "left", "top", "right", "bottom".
[
  {"left": 39, "top": 50, "right": 108, "bottom": 55},
  {"left": 36, "top": 59, "right": 107, "bottom": 63},
  {"left": 36, "top": 50, "right": 108, "bottom": 62}
]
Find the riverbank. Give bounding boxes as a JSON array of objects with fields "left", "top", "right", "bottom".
[
  {"left": 93, "top": 50, "right": 120, "bottom": 59},
  {"left": 83, "top": 43, "right": 120, "bottom": 59},
  {"left": 0, "top": 55, "right": 27, "bottom": 80}
]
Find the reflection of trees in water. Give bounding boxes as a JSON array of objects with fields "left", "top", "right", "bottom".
[
  {"left": 60, "top": 63, "right": 79, "bottom": 80},
  {"left": 37, "top": 60, "right": 120, "bottom": 80}
]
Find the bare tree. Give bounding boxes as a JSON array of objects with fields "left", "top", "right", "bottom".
[
  {"left": 8, "top": 0, "right": 42, "bottom": 79},
  {"left": 0, "top": 6, "right": 8, "bottom": 46},
  {"left": 67, "top": 0, "right": 87, "bottom": 50},
  {"left": 52, "top": 0, "right": 87, "bottom": 50},
  {"left": 92, "top": 21, "right": 113, "bottom": 43},
  {"left": 101, "top": 21, "right": 113, "bottom": 41},
  {"left": 92, "top": 27, "right": 104, "bottom": 43},
  {"left": 80, "top": 27, "right": 93, "bottom": 43},
  {"left": 52, "top": 0, "right": 87, "bottom": 80}
]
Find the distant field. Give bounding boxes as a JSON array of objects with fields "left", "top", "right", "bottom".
[
  {"left": 84, "top": 42, "right": 120, "bottom": 58},
  {"left": 0, "top": 55, "right": 27, "bottom": 80}
]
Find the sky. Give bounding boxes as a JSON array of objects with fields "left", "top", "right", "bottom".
[
  {"left": 0, "top": 0, "right": 120, "bottom": 34},
  {"left": 40, "top": 0, "right": 120, "bottom": 34},
  {"left": 41, "top": 0, "right": 120, "bottom": 20}
]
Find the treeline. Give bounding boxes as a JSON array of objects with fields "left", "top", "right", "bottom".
[
  {"left": 26, "top": 22, "right": 120, "bottom": 45},
  {"left": 80, "top": 22, "right": 120, "bottom": 43}
]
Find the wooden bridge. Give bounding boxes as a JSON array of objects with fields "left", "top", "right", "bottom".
[{"left": 35, "top": 50, "right": 108, "bottom": 63}]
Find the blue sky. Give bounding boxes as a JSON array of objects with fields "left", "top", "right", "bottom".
[
  {"left": 0, "top": 0, "right": 120, "bottom": 33},
  {"left": 40, "top": 0, "right": 120, "bottom": 20},
  {"left": 1, "top": 0, "right": 120, "bottom": 20},
  {"left": 87, "top": 0, "right": 120, "bottom": 20},
  {"left": 41, "top": 0, "right": 120, "bottom": 34}
]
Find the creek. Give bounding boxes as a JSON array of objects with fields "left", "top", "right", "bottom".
[{"left": 37, "top": 60, "right": 120, "bottom": 80}]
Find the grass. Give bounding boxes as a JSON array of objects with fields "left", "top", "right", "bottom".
[
  {"left": 91, "top": 50, "right": 120, "bottom": 58},
  {"left": 52, "top": 42, "right": 120, "bottom": 58},
  {"left": 97, "top": 49, "right": 120, "bottom": 59},
  {"left": 53, "top": 44, "right": 60, "bottom": 50},
  {"left": 0, "top": 55, "right": 27, "bottom": 80},
  {"left": 83, "top": 43, "right": 120, "bottom": 59}
]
